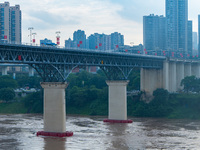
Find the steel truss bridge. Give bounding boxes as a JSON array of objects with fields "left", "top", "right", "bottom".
[{"left": 0, "top": 43, "right": 166, "bottom": 82}]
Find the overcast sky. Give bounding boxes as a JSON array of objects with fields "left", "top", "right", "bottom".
[{"left": 7, "top": 0, "right": 200, "bottom": 46}]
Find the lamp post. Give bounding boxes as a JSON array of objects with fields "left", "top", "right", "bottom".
[{"left": 28, "top": 27, "right": 34, "bottom": 44}]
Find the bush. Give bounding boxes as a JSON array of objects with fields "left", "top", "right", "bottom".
[
  {"left": 0, "top": 75, "right": 17, "bottom": 89},
  {"left": 0, "top": 88, "right": 15, "bottom": 102},
  {"left": 23, "top": 91, "right": 43, "bottom": 113}
]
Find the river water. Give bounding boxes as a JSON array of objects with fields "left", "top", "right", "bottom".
[{"left": 0, "top": 114, "right": 200, "bottom": 150}]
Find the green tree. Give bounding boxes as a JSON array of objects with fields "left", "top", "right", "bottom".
[
  {"left": 147, "top": 88, "right": 171, "bottom": 117},
  {"left": 0, "top": 75, "right": 17, "bottom": 89},
  {"left": 153, "top": 88, "right": 169, "bottom": 101},
  {"left": 23, "top": 91, "right": 43, "bottom": 113},
  {"left": 128, "top": 68, "right": 140, "bottom": 90},
  {"left": 15, "top": 74, "right": 41, "bottom": 88},
  {"left": 0, "top": 88, "right": 15, "bottom": 102},
  {"left": 181, "top": 76, "right": 198, "bottom": 93}
]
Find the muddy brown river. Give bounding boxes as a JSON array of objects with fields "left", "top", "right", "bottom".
[{"left": 0, "top": 114, "right": 200, "bottom": 149}]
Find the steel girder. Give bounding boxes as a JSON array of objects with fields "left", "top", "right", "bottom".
[
  {"left": 100, "top": 66, "right": 134, "bottom": 80},
  {"left": 0, "top": 44, "right": 166, "bottom": 82}
]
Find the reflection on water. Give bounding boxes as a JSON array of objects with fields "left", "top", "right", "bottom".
[
  {"left": 105, "top": 124, "right": 130, "bottom": 150},
  {"left": 44, "top": 137, "right": 66, "bottom": 150},
  {"left": 0, "top": 114, "right": 200, "bottom": 150}
]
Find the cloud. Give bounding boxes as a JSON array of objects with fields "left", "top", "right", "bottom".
[
  {"left": 18, "top": 0, "right": 141, "bottom": 45},
  {"left": 7, "top": 0, "right": 200, "bottom": 46},
  {"left": 109, "top": 0, "right": 165, "bottom": 23}
]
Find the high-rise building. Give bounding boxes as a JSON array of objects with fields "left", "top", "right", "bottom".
[
  {"left": 187, "top": 21, "right": 193, "bottom": 56},
  {"left": 103, "top": 34, "right": 111, "bottom": 50},
  {"left": 192, "top": 32, "right": 198, "bottom": 56},
  {"left": 159, "top": 16, "right": 167, "bottom": 51},
  {"left": 0, "top": 2, "right": 10, "bottom": 43},
  {"left": 88, "top": 33, "right": 111, "bottom": 50},
  {"left": 65, "top": 30, "right": 123, "bottom": 51},
  {"left": 111, "top": 32, "right": 124, "bottom": 50},
  {"left": 143, "top": 14, "right": 167, "bottom": 51},
  {"left": 73, "top": 30, "right": 86, "bottom": 49},
  {"left": 0, "top": 2, "right": 21, "bottom": 44},
  {"left": 166, "top": 0, "right": 188, "bottom": 52},
  {"left": 198, "top": 15, "right": 200, "bottom": 56},
  {"left": 65, "top": 38, "right": 74, "bottom": 48}
]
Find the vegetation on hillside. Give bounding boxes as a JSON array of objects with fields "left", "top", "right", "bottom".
[{"left": 0, "top": 71, "right": 200, "bottom": 120}]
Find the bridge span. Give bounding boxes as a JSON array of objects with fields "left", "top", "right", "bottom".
[{"left": 0, "top": 43, "right": 199, "bottom": 137}]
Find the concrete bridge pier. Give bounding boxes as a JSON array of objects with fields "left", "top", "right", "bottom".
[
  {"left": 191, "top": 63, "right": 200, "bottom": 78},
  {"left": 163, "top": 61, "right": 169, "bottom": 91},
  {"left": 37, "top": 82, "right": 73, "bottom": 137},
  {"left": 140, "top": 68, "right": 163, "bottom": 102},
  {"left": 176, "top": 62, "right": 184, "bottom": 91},
  {"left": 2, "top": 66, "right": 8, "bottom": 75},
  {"left": 184, "top": 63, "right": 192, "bottom": 77},
  {"left": 169, "top": 62, "right": 177, "bottom": 92},
  {"left": 104, "top": 80, "right": 132, "bottom": 123}
]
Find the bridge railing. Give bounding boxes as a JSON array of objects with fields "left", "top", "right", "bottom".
[{"left": 0, "top": 41, "right": 198, "bottom": 61}]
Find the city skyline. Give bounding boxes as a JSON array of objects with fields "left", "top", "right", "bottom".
[{"left": 5, "top": 0, "right": 200, "bottom": 46}]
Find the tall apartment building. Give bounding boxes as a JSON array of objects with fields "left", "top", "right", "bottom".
[
  {"left": 65, "top": 38, "right": 74, "bottom": 48},
  {"left": 65, "top": 30, "right": 86, "bottom": 49},
  {"left": 198, "top": 15, "right": 200, "bottom": 56},
  {"left": 193, "top": 32, "right": 198, "bottom": 52},
  {"left": 111, "top": 32, "right": 124, "bottom": 50},
  {"left": 73, "top": 30, "right": 86, "bottom": 49},
  {"left": 143, "top": 14, "right": 167, "bottom": 51},
  {"left": 166, "top": 0, "right": 188, "bottom": 52},
  {"left": 88, "top": 33, "right": 111, "bottom": 50},
  {"left": 65, "top": 30, "right": 123, "bottom": 51},
  {"left": 0, "top": 2, "right": 21, "bottom": 44},
  {"left": 187, "top": 21, "right": 193, "bottom": 56}
]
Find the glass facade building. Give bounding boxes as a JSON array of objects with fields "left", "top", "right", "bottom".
[
  {"left": 187, "top": 20, "right": 192, "bottom": 56},
  {"left": 193, "top": 32, "right": 198, "bottom": 54},
  {"left": 198, "top": 15, "right": 200, "bottom": 56},
  {"left": 143, "top": 14, "right": 167, "bottom": 51},
  {"left": 166, "top": 0, "right": 188, "bottom": 52}
]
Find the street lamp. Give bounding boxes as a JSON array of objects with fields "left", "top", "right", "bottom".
[{"left": 28, "top": 27, "right": 34, "bottom": 44}]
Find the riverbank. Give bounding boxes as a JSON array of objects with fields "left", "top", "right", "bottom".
[
  {"left": 0, "top": 102, "right": 27, "bottom": 114},
  {"left": 1, "top": 92, "right": 200, "bottom": 120}
]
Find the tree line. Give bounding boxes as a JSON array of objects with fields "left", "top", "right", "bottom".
[{"left": 1, "top": 70, "right": 200, "bottom": 119}]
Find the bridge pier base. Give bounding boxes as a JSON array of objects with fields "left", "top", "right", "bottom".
[
  {"left": 37, "top": 82, "right": 73, "bottom": 137},
  {"left": 104, "top": 80, "right": 133, "bottom": 123}
]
